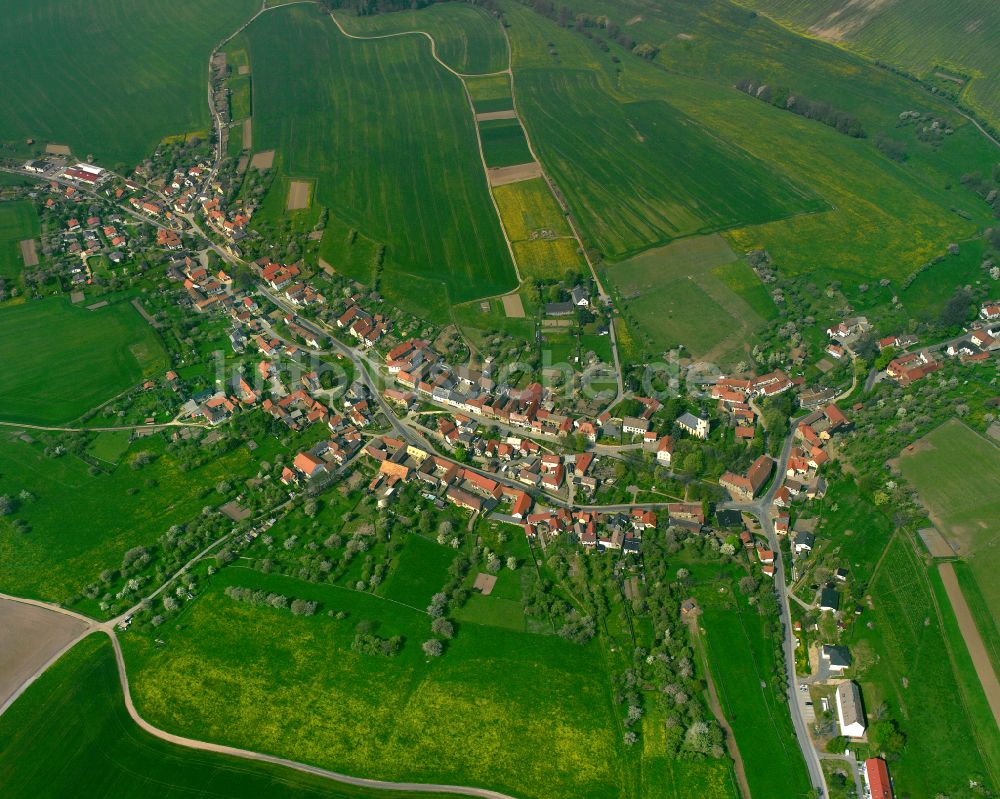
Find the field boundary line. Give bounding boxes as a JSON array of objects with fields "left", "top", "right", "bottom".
[{"left": 937, "top": 562, "right": 1000, "bottom": 727}]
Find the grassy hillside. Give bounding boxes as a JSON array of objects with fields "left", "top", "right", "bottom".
[
  {"left": 0, "top": 635, "right": 457, "bottom": 799},
  {"left": 0, "top": 298, "right": 166, "bottom": 425},
  {"left": 701, "top": 601, "right": 813, "bottom": 798},
  {"left": 123, "top": 566, "right": 633, "bottom": 799},
  {"left": 248, "top": 4, "right": 516, "bottom": 312},
  {"left": 334, "top": 3, "right": 508, "bottom": 74},
  {"left": 0, "top": 0, "right": 258, "bottom": 168},
  {"left": 0, "top": 200, "right": 40, "bottom": 281},
  {"left": 738, "top": 0, "right": 1000, "bottom": 129},
  {"left": 504, "top": 0, "right": 997, "bottom": 289}
]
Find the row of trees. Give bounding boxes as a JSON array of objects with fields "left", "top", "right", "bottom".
[
  {"left": 224, "top": 584, "right": 318, "bottom": 616},
  {"left": 735, "top": 79, "right": 865, "bottom": 138}
]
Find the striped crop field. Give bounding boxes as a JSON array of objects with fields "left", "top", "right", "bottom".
[
  {"left": 0, "top": 0, "right": 258, "bottom": 169},
  {"left": 247, "top": 4, "right": 516, "bottom": 310}
]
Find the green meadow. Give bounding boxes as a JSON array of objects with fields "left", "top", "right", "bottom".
[
  {"left": 0, "top": 430, "right": 259, "bottom": 604},
  {"left": 605, "top": 234, "right": 772, "bottom": 363},
  {"left": 334, "top": 3, "right": 508, "bottom": 75},
  {"left": 123, "top": 566, "right": 634, "bottom": 799},
  {"left": 848, "top": 534, "right": 1000, "bottom": 795},
  {"left": 466, "top": 73, "right": 514, "bottom": 112},
  {"left": 0, "top": 200, "right": 40, "bottom": 281},
  {"left": 0, "top": 0, "right": 258, "bottom": 168},
  {"left": 0, "top": 635, "right": 456, "bottom": 799},
  {"left": 511, "top": 61, "right": 825, "bottom": 260},
  {"left": 0, "top": 298, "right": 167, "bottom": 425},
  {"left": 247, "top": 4, "right": 516, "bottom": 313}
]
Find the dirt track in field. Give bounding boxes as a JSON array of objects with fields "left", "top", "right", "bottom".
[
  {"left": 487, "top": 162, "right": 541, "bottom": 186},
  {"left": 939, "top": 562, "right": 1000, "bottom": 727},
  {"left": 19, "top": 239, "right": 38, "bottom": 267},
  {"left": 0, "top": 599, "right": 90, "bottom": 711}
]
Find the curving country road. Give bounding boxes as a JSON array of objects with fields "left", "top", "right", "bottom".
[{"left": 0, "top": 591, "right": 519, "bottom": 799}]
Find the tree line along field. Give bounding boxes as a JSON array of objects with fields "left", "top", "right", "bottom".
[
  {"left": 0, "top": 635, "right": 462, "bottom": 799},
  {"left": 334, "top": 3, "right": 509, "bottom": 75},
  {"left": 898, "top": 419, "right": 1000, "bottom": 673},
  {"left": 122, "top": 565, "right": 640, "bottom": 799},
  {"left": 0, "top": 0, "right": 259, "bottom": 169},
  {"left": 738, "top": 0, "right": 1000, "bottom": 130},
  {"left": 0, "top": 429, "right": 259, "bottom": 605},
  {"left": 0, "top": 200, "right": 40, "bottom": 281},
  {"left": 502, "top": 0, "right": 998, "bottom": 290},
  {"left": 847, "top": 533, "right": 1000, "bottom": 795},
  {"left": 0, "top": 298, "right": 167, "bottom": 425},
  {"left": 247, "top": 4, "right": 516, "bottom": 312}
]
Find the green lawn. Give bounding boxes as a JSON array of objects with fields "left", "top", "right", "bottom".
[
  {"left": 0, "top": 0, "right": 258, "bottom": 168},
  {"left": 0, "top": 634, "right": 458, "bottom": 799},
  {"left": 378, "top": 533, "right": 455, "bottom": 609},
  {"left": 0, "top": 298, "right": 167, "bottom": 425},
  {"left": 849, "top": 534, "right": 999, "bottom": 795},
  {"left": 0, "top": 431, "right": 254, "bottom": 604},
  {"left": 0, "top": 200, "right": 40, "bottom": 281},
  {"left": 123, "top": 567, "right": 632, "bottom": 799},
  {"left": 334, "top": 4, "right": 508, "bottom": 75},
  {"left": 479, "top": 117, "right": 535, "bottom": 167},
  {"left": 700, "top": 600, "right": 813, "bottom": 798},
  {"left": 248, "top": 4, "right": 516, "bottom": 313}
]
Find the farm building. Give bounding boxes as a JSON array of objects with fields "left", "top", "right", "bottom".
[{"left": 835, "top": 680, "right": 866, "bottom": 738}]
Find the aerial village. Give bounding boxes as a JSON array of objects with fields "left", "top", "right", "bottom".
[{"left": 9, "top": 147, "right": 1000, "bottom": 798}]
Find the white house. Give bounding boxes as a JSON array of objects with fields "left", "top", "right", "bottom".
[
  {"left": 835, "top": 680, "right": 866, "bottom": 738},
  {"left": 656, "top": 435, "right": 673, "bottom": 466}
]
